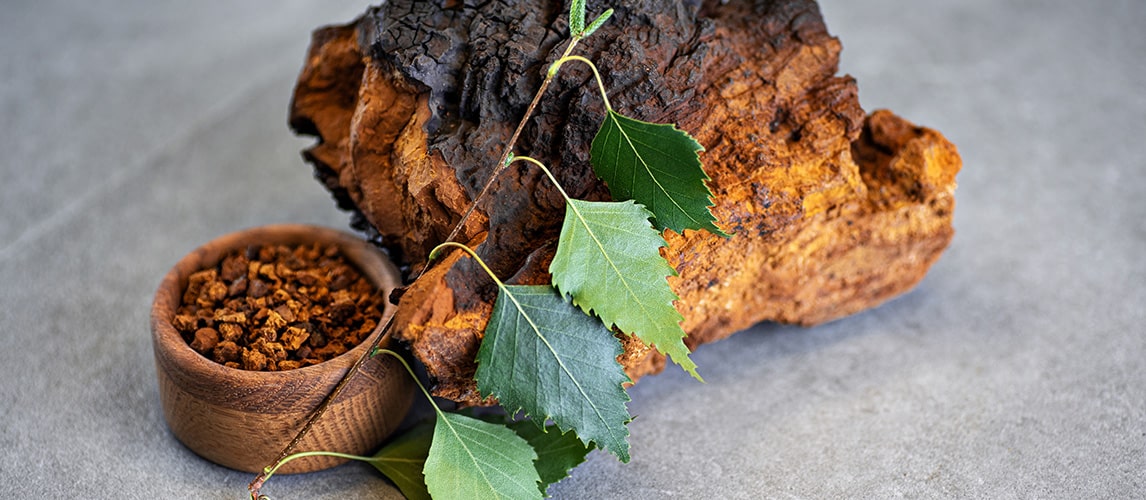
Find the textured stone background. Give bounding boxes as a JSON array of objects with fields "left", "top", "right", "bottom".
[{"left": 1, "top": 0, "right": 1142, "bottom": 498}]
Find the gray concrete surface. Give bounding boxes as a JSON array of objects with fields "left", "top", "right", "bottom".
[{"left": 1, "top": 0, "right": 1142, "bottom": 498}]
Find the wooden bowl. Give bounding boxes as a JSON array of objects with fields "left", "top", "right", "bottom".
[{"left": 150, "top": 224, "right": 414, "bottom": 473}]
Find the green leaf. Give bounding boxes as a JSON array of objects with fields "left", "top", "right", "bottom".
[
  {"left": 509, "top": 422, "right": 594, "bottom": 496},
  {"left": 570, "top": 0, "right": 585, "bottom": 37},
  {"left": 549, "top": 199, "right": 701, "bottom": 379},
  {"left": 368, "top": 423, "right": 434, "bottom": 500},
  {"left": 590, "top": 110, "right": 727, "bottom": 236},
  {"left": 456, "top": 412, "right": 594, "bottom": 495},
  {"left": 424, "top": 412, "right": 542, "bottom": 500},
  {"left": 582, "top": 8, "right": 614, "bottom": 38},
  {"left": 476, "top": 284, "right": 632, "bottom": 462}
]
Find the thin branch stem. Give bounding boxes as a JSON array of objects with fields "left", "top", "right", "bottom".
[
  {"left": 251, "top": 25, "right": 596, "bottom": 500},
  {"left": 441, "top": 38, "right": 581, "bottom": 246},
  {"left": 548, "top": 55, "right": 612, "bottom": 112},
  {"left": 255, "top": 349, "right": 436, "bottom": 499},
  {"left": 248, "top": 312, "right": 400, "bottom": 498}
]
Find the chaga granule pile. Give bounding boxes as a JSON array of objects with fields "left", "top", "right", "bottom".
[{"left": 171, "top": 243, "right": 386, "bottom": 371}]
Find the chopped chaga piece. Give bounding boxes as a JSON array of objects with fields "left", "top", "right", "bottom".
[{"left": 175, "top": 243, "right": 388, "bottom": 370}]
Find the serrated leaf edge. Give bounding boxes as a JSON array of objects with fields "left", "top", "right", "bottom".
[
  {"left": 428, "top": 412, "right": 541, "bottom": 499},
  {"left": 480, "top": 285, "right": 633, "bottom": 462},
  {"left": 509, "top": 422, "right": 595, "bottom": 496},
  {"left": 553, "top": 199, "right": 701, "bottom": 379},
  {"left": 595, "top": 110, "right": 729, "bottom": 237}
]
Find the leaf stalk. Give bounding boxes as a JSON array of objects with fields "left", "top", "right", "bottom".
[
  {"left": 254, "top": 349, "right": 433, "bottom": 499},
  {"left": 548, "top": 55, "right": 613, "bottom": 111},
  {"left": 507, "top": 155, "right": 573, "bottom": 203},
  {"left": 428, "top": 242, "right": 507, "bottom": 292},
  {"left": 258, "top": 451, "right": 375, "bottom": 488}
]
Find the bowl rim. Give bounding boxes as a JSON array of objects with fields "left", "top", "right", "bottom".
[{"left": 150, "top": 223, "right": 401, "bottom": 403}]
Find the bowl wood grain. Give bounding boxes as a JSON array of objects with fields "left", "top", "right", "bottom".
[{"left": 151, "top": 224, "right": 414, "bottom": 473}]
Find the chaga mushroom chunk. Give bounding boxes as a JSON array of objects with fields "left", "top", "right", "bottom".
[{"left": 289, "top": 0, "right": 961, "bottom": 404}]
